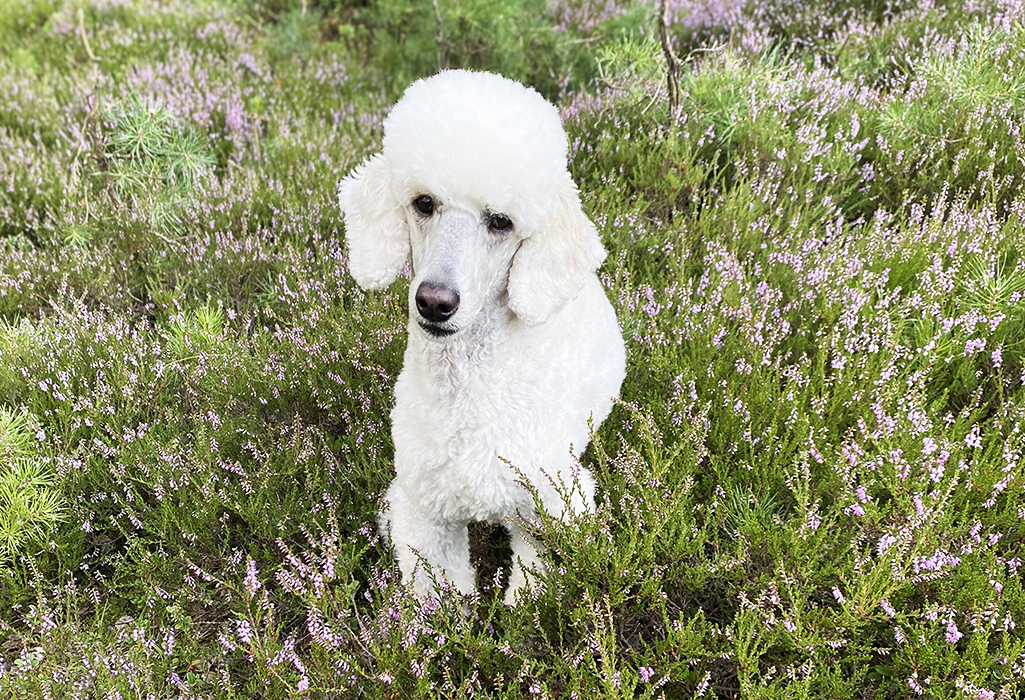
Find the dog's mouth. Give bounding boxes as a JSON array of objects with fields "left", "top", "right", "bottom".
[{"left": 417, "top": 321, "right": 458, "bottom": 338}]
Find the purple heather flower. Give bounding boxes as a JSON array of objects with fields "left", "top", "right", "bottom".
[
  {"left": 244, "top": 559, "right": 262, "bottom": 597},
  {"left": 908, "top": 673, "right": 925, "bottom": 695},
  {"left": 946, "top": 620, "right": 963, "bottom": 644}
]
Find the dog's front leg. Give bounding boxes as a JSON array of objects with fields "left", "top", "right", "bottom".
[
  {"left": 504, "top": 520, "right": 545, "bottom": 606},
  {"left": 380, "top": 481, "right": 477, "bottom": 599}
]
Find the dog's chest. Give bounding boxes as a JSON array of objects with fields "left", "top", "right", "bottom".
[{"left": 391, "top": 342, "right": 541, "bottom": 520}]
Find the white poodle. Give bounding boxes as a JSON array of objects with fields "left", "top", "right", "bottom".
[{"left": 338, "top": 70, "right": 625, "bottom": 605}]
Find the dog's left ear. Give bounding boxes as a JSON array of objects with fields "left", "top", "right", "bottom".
[
  {"left": 508, "top": 181, "right": 606, "bottom": 326},
  {"left": 338, "top": 155, "right": 410, "bottom": 290}
]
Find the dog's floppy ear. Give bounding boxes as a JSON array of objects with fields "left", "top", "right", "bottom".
[
  {"left": 507, "top": 181, "right": 606, "bottom": 326},
  {"left": 338, "top": 155, "right": 409, "bottom": 290}
]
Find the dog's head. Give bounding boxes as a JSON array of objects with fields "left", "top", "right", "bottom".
[{"left": 338, "top": 70, "right": 606, "bottom": 339}]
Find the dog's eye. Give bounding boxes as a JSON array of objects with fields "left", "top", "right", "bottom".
[
  {"left": 488, "top": 214, "right": 513, "bottom": 233},
  {"left": 413, "top": 195, "right": 435, "bottom": 216}
]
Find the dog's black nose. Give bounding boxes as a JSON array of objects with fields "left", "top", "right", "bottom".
[{"left": 415, "top": 282, "right": 460, "bottom": 322}]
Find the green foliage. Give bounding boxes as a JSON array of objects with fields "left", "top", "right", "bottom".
[
  {"left": 340, "top": 0, "right": 650, "bottom": 99},
  {"left": 0, "top": 407, "right": 66, "bottom": 563},
  {"left": 166, "top": 304, "right": 225, "bottom": 360},
  {"left": 0, "top": 0, "right": 58, "bottom": 38},
  {"left": 3, "top": 0, "right": 1025, "bottom": 698},
  {"left": 872, "top": 22, "right": 1025, "bottom": 209},
  {"left": 0, "top": 406, "right": 32, "bottom": 460},
  {"left": 0, "top": 458, "right": 67, "bottom": 564},
  {"left": 98, "top": 96, "right": 217, "bottom": 239},
  {"left": 960, "top": 255, "right": 1025, "bottom": 317}
]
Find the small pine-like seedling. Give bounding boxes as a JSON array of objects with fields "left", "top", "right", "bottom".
[
  {"left": 0, "top": 408, "right": 67, "bottom": 564},
  {"left": 921, "top": 24, "right": 1025, "bottom": 112},
  {"left": 960, "top": 256, "right": 1025, "bottom": 316},
  {"left": 0, "top": 406, "right": 32, "bottom": 461},
  {"left": 99, "top": 96, "right": 216, "bottom": 237},
  {"left": 167, "top": 305, "right": 225, "bottom": 360},
  {"left": 722, "top": 486, "right": 780, "bottom": 541}
]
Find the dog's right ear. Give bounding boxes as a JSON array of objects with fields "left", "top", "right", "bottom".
[{"left": 338, "top": 155, "right": 410, "bottom": 290}]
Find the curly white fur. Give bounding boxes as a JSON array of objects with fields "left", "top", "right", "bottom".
[{"left": 339, "top": 70, "right": 626, "bottom": 605}]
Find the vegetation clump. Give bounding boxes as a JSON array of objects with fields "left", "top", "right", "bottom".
[{"left": 1, "top": 0, "right": 1025, "bottom": 697}]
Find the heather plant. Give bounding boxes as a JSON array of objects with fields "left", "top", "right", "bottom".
[{"left": 2, "top": 0, "right": 1025, "bottom": 698}]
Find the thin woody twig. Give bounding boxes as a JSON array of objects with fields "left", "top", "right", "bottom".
[
  {"left": 77, "top": 8, "right": 105, "bottom": 220},
  {"left": 657, "top": 0, "right": 681, "bottom": 116},
  {"left": 432, "top": 0, "right": 448, "bottom": 72},
  {"left": 77, "top": 8, "right": 99, "bottom": 65}
]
